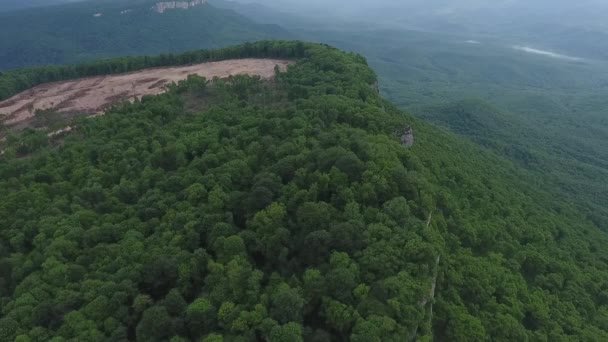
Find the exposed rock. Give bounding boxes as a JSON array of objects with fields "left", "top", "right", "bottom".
[
  {"left": 151, "top": 0, "right": 207, "bottom": 14},
  {"left": 120, "top": 9, "right": 132, "bottom": 15},
  {"left": 48, "top": 125, "right": 73, "bottom": 138},
  {"left": 400, "top": 127, "right": 414, "bottom": 147},
  {"left": 371, "top": 81, "right": 380, "bottom": 94}
]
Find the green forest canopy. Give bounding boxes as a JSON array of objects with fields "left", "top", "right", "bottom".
[
  {"left": 306, "top": 28, "right": 608, "bottom": 231},
  {"left": 1, "top": 41, "right": 608, "bottom": 341}
]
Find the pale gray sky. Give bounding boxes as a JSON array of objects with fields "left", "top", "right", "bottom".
[{"left": 235, "top": 0, "right": 608, "bottom": 33}]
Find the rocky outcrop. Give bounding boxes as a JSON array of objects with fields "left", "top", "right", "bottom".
[
  {"left": 151, "top": 0, "right": 207, "bottom": 14},
  {"left": 371, "top": 81, "right": 379, "bottom": 94},
  {"left": 400, "top": 127, "right": 414, "bottom": 147}
]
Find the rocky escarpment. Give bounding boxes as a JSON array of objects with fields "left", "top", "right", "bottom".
[
  {"left": 393, "top": 127, "right": 414, "bottom": 148},
  {"left": 151, "top": 0, "right": 207, "bottom": 14}
]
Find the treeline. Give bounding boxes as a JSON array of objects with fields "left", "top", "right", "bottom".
[{"left": 0, "top": 40, "right": 311, "bottom": 101}]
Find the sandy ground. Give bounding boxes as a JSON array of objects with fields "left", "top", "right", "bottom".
[{"left": 0, "top": 58, "right": 291, "bottom": 128}]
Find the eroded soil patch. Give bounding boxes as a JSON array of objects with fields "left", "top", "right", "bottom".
[{"left": 0, "top": 58, "right": 291, "bottom": 130}]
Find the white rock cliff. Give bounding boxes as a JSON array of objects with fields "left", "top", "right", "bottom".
[{"left": 151, "top": 0, "right": 207, "bottom": 14}]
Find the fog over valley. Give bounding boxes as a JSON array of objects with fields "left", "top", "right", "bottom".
[
  {"left": 234, "top": 0, "right": 608, "bottom": 61},
  {"left": 512, "top": 46, "right": 583, "bottom": 61}
]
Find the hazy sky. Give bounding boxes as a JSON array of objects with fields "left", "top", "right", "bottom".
[
  {"left": 236, "top": 0, "right": 608, "bottom": 17},
  {"left": 235, "top": 0, "right": 608, "bottom": 32},
  {"left": 8, "top": 0, "right": 608, "bottom": 34},
  {"left": 13, "top": 0, "right": 608, "bottom": 16}
]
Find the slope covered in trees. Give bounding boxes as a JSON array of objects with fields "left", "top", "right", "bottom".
[
  {"left": 292, "top": 28, "right": 608, "bottom": 230},
  {"left": 189, "top": 3, "right": 608, "bottom": 232},
  {"left": 1, "top": 41, "right": 608, "bottom": 341},
  {"left": 0, "top": 0, "right": 289, "bottom": 71}
]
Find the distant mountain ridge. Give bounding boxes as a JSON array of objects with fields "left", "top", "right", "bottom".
[
  {"left": 0, "top": 0, "right": 291, "bottom": 70},
  {"left": 227, "top": 0, "right": 608, "bottom": 60}
]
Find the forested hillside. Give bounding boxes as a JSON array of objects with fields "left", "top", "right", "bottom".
[
  {"left": 300, "top": 28, "right": 608, "bottom": 230},
  {"left": 1, "top": 41, "right": 608, "bottom": 341},
  {"left": 0, "top": 0, "right": 289, "bottom": 70},
  {"left": 191, "top": 3, "right": 608, "bottom": 232}
]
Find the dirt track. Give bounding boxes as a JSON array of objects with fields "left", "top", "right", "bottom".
[{"left": 0, "top": 58, "right": 291, "bottom": 127}]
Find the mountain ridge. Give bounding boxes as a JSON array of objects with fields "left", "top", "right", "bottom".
[
  {"left": 1, "top": 2, "right": 608, "bottom": 341},
  {"left": 1, "top": 41, "right": 608, "bottom": 341},
  {"left": 0, "top": 0, "right": 290, "bottom": 71}
]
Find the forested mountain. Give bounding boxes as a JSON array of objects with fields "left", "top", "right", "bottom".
[
  {"left": 2, "top": 1, "right": 608, "bottom": 341},
  {"left": 0, "top": 0, "right": 289, "bottom": 70},
  {"left": 1, "top": 41, "right": 608, "bottom": 341},
  {"left": 207, "top": 2, "right": 608, "bottom": 232}
]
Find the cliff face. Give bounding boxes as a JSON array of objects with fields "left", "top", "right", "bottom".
[{"left": 151, "top": 0, "right": 207, "bottom": 14}]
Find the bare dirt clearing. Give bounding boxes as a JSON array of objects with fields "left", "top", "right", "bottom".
[{"left": 0, "top": 58, "right": 291, "bottom": 129}]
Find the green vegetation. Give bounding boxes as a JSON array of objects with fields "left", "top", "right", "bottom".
[
  {"left": 0, "top": 0, "right": 289, "bottom": 71},
  {"left": 304, "top": 28, "right": 608, "bottom": 229},
  {"left": 1, "top": 41, "right": 608, "bottom": 341}
]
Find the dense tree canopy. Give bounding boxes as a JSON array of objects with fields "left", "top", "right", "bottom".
[
  {"left": 308, "top": 28, "right": 608, "bottom": 231},
  {"left": 1, "top": 41, "right": 608, "bottom": 341}
]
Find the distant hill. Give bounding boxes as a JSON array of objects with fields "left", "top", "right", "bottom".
[
  {"left": 229, "top": 0, "right": 608, "bottom": 61},
  {"left": 209, "top": 0, "right": 318, "bottom": 29},
  {"left": 0, "top": 0, "right": 291, "bottom": 70}
]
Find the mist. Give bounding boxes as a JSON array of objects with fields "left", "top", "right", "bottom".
[
  {"left": 234, "top": 0, "right": 608, "bottom": 30},
  {"left": 233, "top": 0, "right": 608, "bottom": 60},
  {"left": 513, "top": 46, "right": 583, "bottom": 61}
]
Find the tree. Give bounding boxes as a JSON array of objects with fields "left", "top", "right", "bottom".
[
  {"left": 0, "top": 318, "right": 18, "bottom": 342},
  {"left": 202, "top": 334, "right": 224, "bottom": 342},
  {"left": 443, "top": 305, "right": 487, "bottom": 342},
  {"left": 213, "top": 235, "right": 247, "bottom": 264},
  {"left": 268, "top": 322, "right": 304, "bottom": 342},
  {"left": 140, "top": 256, "right": 178, "bottom": 299},
  {"left": 186, "top": 298, "right": 216, "bottom": 337},
  {"left": 249, "top": 202, "right": 290, "bottom": 266},
  {"left": 351, "top": 315, "right": 398, "bottom": 342},
  {"left": 334, "top": 152, "right": 365, "bottom": 181},
  {"left": 270, "top": 283, "right": 304, "bottom": 324},
  {"left": 296, "top": 202, "right": 333, "bottom": 235},
  {"left": 136, "top": 306, "right": 174, "bottom": 342},
  {"left": 326, "top": 252, "right": 359, "bottom": 303},
  {"left": 301, "top": 230, "right": 331, "bottom": 266},
  {"left": 163, "top": 289, "right": 187, "bottom": 316},
  {"left": 323, "top": 299, "right": 355, "bottom": 337}
]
